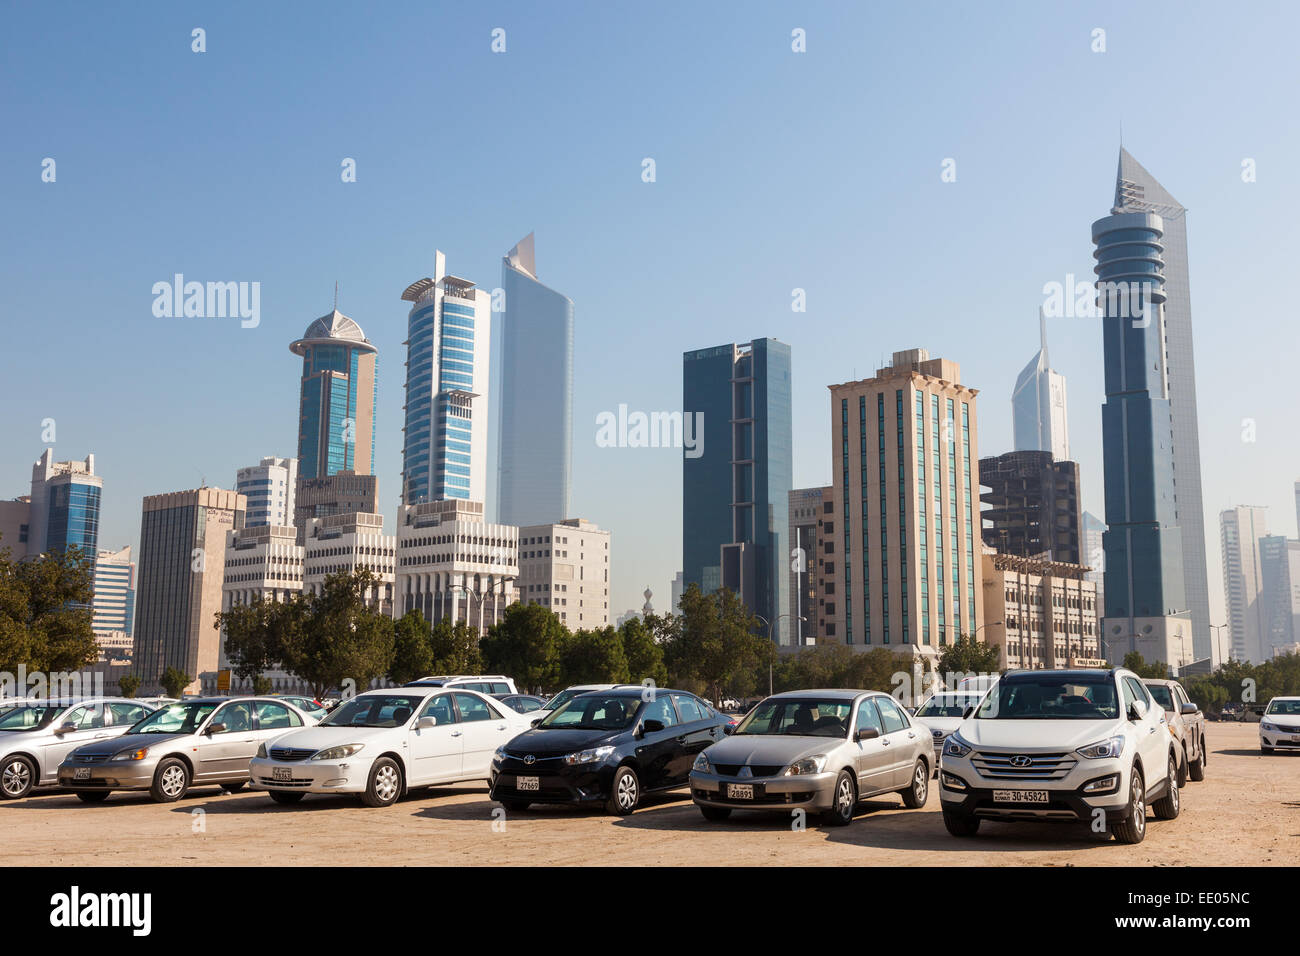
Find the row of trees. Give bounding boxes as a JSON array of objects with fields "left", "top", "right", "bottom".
[{"left": 0, "top": 543, "right": 99, "bottom": 675}]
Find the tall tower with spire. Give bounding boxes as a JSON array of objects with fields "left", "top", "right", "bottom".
[{"left": 1011, "top": 309, "right": 1070, "bottom": 461}]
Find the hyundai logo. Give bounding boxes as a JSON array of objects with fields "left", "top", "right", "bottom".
[
  {"left": 1010, "top": 755, "right": 1033, "bottom": 767},
  {"left": 523, "top": 755, "right": 536, "bottom": 765}
]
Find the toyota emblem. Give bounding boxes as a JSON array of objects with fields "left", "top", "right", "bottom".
[
  {"left": 1010, "top": 755, "right": 1033, "bottom": 767},
  {"left": 523, "top": 755, "right": 536, "bottom": 765}
]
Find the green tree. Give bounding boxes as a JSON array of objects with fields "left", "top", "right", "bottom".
[
  {"left": 429, "top": 617, "right": 484, "bottom": 675},
  {"left": 159, "top": 666, "right": 192, "bottom": 698},
  {"left": 936, "top": 633, "right": 1002, "bottom": 678},
  {"left": 217, "top": 596, "right": 283, "bottom": 687},
  {"left": 389, "top": 610, "right": 435, "bottom": 685},
  {"left": 619, "top": 616, "right": 668, "bottom": 686},
  {"left": 117, "top": 674, "right": 142, "bottom": 698},
  {"left": 480, "top": 603, "right": 567, "bottom": 693},
  {"left": 665, "top": 583, "right": 774, "bottom": 706},
  {"left": 560, "top": 626, "right": 630, "bottom": 685},
  {"left": 279, "top": 569, "right": 395, "bottom": 699},
  {"left": 1122, "top": 651, "right": 1169, "bottom": 680},
  {"left": 0, "top": 544, "right": 98, "bottom": 674},
  {"left": 251, "top": 675, "right": 274, "bottom": 696}
]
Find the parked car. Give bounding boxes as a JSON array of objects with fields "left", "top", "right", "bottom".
[
  {"left": 939, "top": 667, "right": 1182, "bottom": 844},
  {"left": 1143, "top": 679, "right": 1207, "bottom": 781},
  {"left": 1259, "top": 697, "right": 1300, "bottom": 753},
  {"left": 690, "top": 690, "right": 931, "bottom": 826},
  {"left": 57, "top": 696, "right": 316, "bottom": 803},
  {"left": 249, "top": 688, "right": 533, "bottom": 807},
  {"left": 270, "top": 694, "right": 330, "bottom": 722},
  {"left": 405, "top": 675, "right": 519, "bottom": 695},
  {"left": 491, "top": 687, "right": 729, "bottom": 815},
  {"left": 136, "top": 697, "right": 179, "bottom": 710},
  {"left": 530, "top": 684, "right": 639, "bottom": 723},
  {"left": 911, "top": 691, "right": 988, "bottom": 775},
  {"left": 0, "top": 698, "right": 157, "bottom": 799},
  {"left": 497, "top": 694, "right": 548, "bottom": 715}
]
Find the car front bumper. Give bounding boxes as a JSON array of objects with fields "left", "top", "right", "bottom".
[
  {"left": 938, "top": 757, "right": 1132, "bottom": 825},
  {"left": 248, "top": 756, "right": 369, "bottom": 794},
  {"left": 57, "top": 761, "right": 159, "bottom": 791},
  {"left": 689, "top": 769, "right": 836, "bottom": 810},
  {"left": 1260, "top": 727, "right": 1300, "bottom": 748}
]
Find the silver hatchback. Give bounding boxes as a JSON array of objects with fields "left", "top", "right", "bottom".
[
  {"left": 690, "top": 689, "right": 933, "bottom": 826},
  {"left": 58, "top": 696, "right": 316, "bottom": 803}
]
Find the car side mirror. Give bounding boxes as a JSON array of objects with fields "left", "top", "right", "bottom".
[
  {"left": 530, "top": 717, "right": 541, "bottom": 727},
  {"left": 962, "top": 706, "right": 975, "bottom": 719},
  {"left": 855, "top": 727, "right": 880, "bottom": 741},
  {"left": 1180, "top": 702, "right": 1199, "bottom": 716},
  {"left": 206, "top": 722, "right": 226, "bottom": 735},
  {"left": 1127, "top": 701, "right": 1146, "bottom": 721},
  {"left": 642, "top": 719, "right": 665, "bottom": 734},
  {"left": 722, "top": 724, "right": 735, "bottom": 735},
  {"left": 417, "top": 716, "right": 438, "bottom": 730},
  {"left": 56, "top": 722, "right": 78, "bottom": 736}
]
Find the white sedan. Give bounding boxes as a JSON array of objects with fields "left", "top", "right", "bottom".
[
  {"left": 248, "top": 688, "right": 533, "bottom": 807},
  {"left": 1259, "top": 696, "right": 1300, "bottom": 753},
  {"left": 910, "top": 691, "right": 987, "bottom": 774}
]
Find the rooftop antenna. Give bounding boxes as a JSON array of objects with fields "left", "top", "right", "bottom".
[{"left": 333, "top": 281, "right": 339, "bottom": 312}]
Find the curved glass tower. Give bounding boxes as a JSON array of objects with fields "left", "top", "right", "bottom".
[{"left": 290, "top": 311, "right": 378, "bottom": 481}]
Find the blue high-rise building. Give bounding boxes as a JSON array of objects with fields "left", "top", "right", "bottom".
[
  {"left": 682, "top": 338, "right": 792, "bottom": 638},
  {"left": 401, "top": 251, "right": 492, "bottom": 505},
  {"left": 27, "top": 448, "right": 101, "bottom": 558},
  {"left": 290, "top": 310, "right": 378, "bottom": 481},
  {"left": 492, "top": 234, "right": 573, "bottom": 525}
]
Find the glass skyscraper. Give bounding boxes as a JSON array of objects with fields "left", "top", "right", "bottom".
[
  {"left": 290, "top": 310, "right": 378, "bottom": 481},
  {"left": 401, "top": 251, "right": 492, "bottom": 505},
  {"left": 682, "top": 338, "right": 792, "bottom": 638},
  {"left": 27, "top": 449, "right": 101, "bottom": 558},
  {"left": 492, "top": 233, "right": 573, "bottom": 525},
  {"left": 1011, "top": 309, "right": 1070, "bottom": 462},
  {"left": 1100, "top": 149, "right": 1212, "bottom": 662}
]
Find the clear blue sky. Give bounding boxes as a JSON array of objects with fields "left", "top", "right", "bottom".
[{"left": 3, "top": 1, "right": 1298, "bottom": 624}]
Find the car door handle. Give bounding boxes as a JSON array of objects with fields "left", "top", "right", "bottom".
[
  {"left": 450, "top": 731, "right": 462, "bottom": 737},
  {"left": 881, "top": 738, "right": 891, "bottom": 746},
  {"left": 676, "top": 735, "right": 687, "bottom": 743},
  {"left": 907, "top": 732, "right": 916, "bottom": 739}
]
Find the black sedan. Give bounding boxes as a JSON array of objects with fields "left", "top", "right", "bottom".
[{"left": 490, "top": 688, "right": 730, "bottom": 815}]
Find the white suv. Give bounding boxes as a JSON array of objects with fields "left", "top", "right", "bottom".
[
  {"left": 406, "top": 675, "right": 519, "bottom": 695},
  {"left": 939, "top": 668, "right": 1181, "bottom": 844}
]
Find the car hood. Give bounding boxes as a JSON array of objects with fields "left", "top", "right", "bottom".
[
  {"left": 70, "top": 731, "right": 189, "bottom": 757},
  {"left": 912, "top": 716, "right": 964, "bottom": 736},
  {"left": 702, "top": 734, "right": 841, "bottom": 766},
  {"left": 504, "top": 726, "right": 623, "bottom": 756},
  {"left": 260, "top": 724, "right": 405, "bottom": 753},
  {"left": 1264, "top": 716, "right": 1300, "bottom": 728},
  {"left": 954, "top": 719, "right": 1121, "bottom": 752}
]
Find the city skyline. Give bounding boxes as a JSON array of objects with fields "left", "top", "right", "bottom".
[{"left": 4, "top": 3, "right": 1299, "bottom": 623}]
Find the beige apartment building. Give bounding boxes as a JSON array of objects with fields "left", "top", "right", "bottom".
[
  {"left": 133, "top": 487, "right": 245, "bottom": 695},
  {"left": 826, "top": 349, "right": 982, "bottom": 660},
  {"left": 303, "top": 512, "right": 395, "bottom": 616},
  {"left": 518, "top": 518, "right": 611, "bottom": 629},
  {"left": 981, "top": 550, "right": 1101, "bottom": 670},
  {"left": 788, "top": 486, "right": 833, "bottom": 645}
]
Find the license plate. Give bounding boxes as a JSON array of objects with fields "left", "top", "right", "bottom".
[
  {"left": 516, "top": 776, "right": 539, "bottom": 791},
  {"left": 74, "top": 767, "right": 90, "bottom": 780},
  {"left": 272, "top": 767, "right": 292, "bottom": 782},
  {"left": 993, "top": 789, "right": 1049, "bottom": 803},
  {"left": 727, "top": 783, "right": 754, "bottom": 800}
]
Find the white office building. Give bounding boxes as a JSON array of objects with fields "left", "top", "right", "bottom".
[
  {"left": 517, "top": 518, "right": 611, "bottom": 628},
  {"left": 235, "top": 456, "right": 297, "bottom": 528},
  {"left": 303, "top": 512, "right": 395, "bottom": 616}
]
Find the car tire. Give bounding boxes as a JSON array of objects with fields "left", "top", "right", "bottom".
[
  {"left": 1261, "top": 745, "right": 1274, "bottom": 754},
  {"left": 75, "top": 790, "right": 111, "bottom": 803},
  {"left": 1188, "top": 742, "right": 1206, "bottom": 782},
  {"left": 1152, "top": 754, "right": 1180, "bottom": 820},
  {"left": 605, "top": 765, "right": 640, "bottom": 816},
  {"left": 942, "top": 810, "right": 980, "bottom": 837},
  {"left": 220, "top": 782, "right": 245, "bottom": 794},
  {"left": 150, "top": 758, "right": 191, "bottom": 803},
  {"left": 0, "top": 755, "right": 37, "bottom": 800},
  {"left": 900, "top": 759, "right": 929, "bottom": 809},
  {"left": 699, "top": 804, "right": 732, "bottom": 822},
  {"left": 499, "top": 799, "right": 531, "bottom": 812},
  {"left": 1110, "top": 767, "right": 1146, "bottom": 844},
  {"left": 268, "top": 790, "right": 305, "bottom": 805},
  {"left": 822, "top": 770, "right": 857, "bottom": 827},
  {"left": 360, "top": 757, "right": 402, "bottom": 808}
]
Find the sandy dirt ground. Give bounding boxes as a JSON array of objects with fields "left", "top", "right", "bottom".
[{"left": 3, "top": 722, "right": 1295, "bottom": 866}]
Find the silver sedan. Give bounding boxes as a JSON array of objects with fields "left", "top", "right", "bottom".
[{"left": 689, "top": 689, "right": 932, "bottom": 826}]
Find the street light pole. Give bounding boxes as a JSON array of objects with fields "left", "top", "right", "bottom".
[{"left": 756, "top": 613, "right": 806, "bottom": 698}]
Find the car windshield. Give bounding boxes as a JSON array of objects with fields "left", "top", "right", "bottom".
[
  {"left": 543, "top": 688, "right": 595, "bottom": 713},
  {"left": 131, "top": 701, "right": 220, "bottom": 734},
  {"left": 320, "top": 695, "right": 423, "bottom": 728},
  {"left": 1266, "top": 699, "right": 1300, "bottom": 716},
  {"left": 1146, "top": 685, "right": 1175, "bottom": 711},
  {"left": 734, "top": 699, "right": 852, "bottom": 737},
  {"left": 977, "top": 677, "right": 1119, "bottom": 720},
  {"left": 0, "top": 703, "right": 67, "bottom": 731},
  {"left": 916, "top": 695, "right": 982, "bottom": 718},
  {"left": 537, "top": 695, "right": 638, "bottom": 731}
]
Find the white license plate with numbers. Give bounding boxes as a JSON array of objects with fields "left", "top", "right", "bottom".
[
  {"left": 993, "top": 789, "right": 1049, "bottom": 803},
  {"left": 74, "top": 767, "right": 90, "bottom": 780},
  {"left": 273, "top": 767, "right": 292, "bottom": 782},
  {"left": 727, "top": 783, "right": 754, "bottom": 799},
  {"left": 516, "top": 776, "right": 539, "bottom": 791}
]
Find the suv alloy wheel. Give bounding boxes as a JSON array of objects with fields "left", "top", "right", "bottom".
[{"left": 1110, "top": 766, "right": 1146, "bottom": 844}]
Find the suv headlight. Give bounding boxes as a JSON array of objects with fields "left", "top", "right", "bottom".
[
  {"left": 692, "top": 752, "right": 713, "bottom": 773},
  {"left": 1260, "top": 721, "right": 1279, "bottom": 733},
  {"left": 785, "top": 755, "right": 827, "bottom": 776},
  {"left": 1076, "top": 736, "right": 1125, "bottom": 759},
  {"left": 311, "top": 744, "right": 364, "bottom": 761},
  {"left": 113, "top": 747, "right": 149, "bottom": 762},
  {"left": 944, "top": 733, "right": 973, "bottom": 758},
  {"left": 564, "top": 745, "right": 615, "bottom": 765}
]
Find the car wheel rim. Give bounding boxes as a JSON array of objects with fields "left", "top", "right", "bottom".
[
  {"left": 617, "top": 773, "right": 637, "bottom": 809},
  {"left": 914, "top": 764, "right": 927, "bottom": 802},
  {"left": 837, "top": 777, "right": 853, "bottom": 815},
  {"left": 1170, "top": 761, "right": 1179, "bottom": 811},
  {"left": 161, "top": 767, "right": 186, "bottom": 797},
  {"left": 2, "top": 761, "right": 29, "bottom": 796},
  {"left": 375, "top": 766, "right": 399, "bottom": 801},
  {"left": 1132, "top": 779, "right": 1145, "bottom": 834}
]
